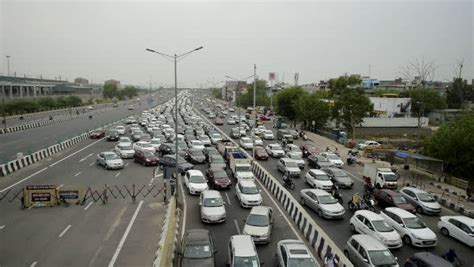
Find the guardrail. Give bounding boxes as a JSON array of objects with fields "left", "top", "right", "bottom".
[{"left": 153, "top": 197, "right": 180, "bottom": 267}]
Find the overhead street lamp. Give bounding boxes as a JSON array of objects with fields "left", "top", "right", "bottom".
[
  {"left": 225, "top": 71, "right": 257, "bottom": 160},
  {"left": 146, "top": 46, "right": 203, "bottom": 186}
]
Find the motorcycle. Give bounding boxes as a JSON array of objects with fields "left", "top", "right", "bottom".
[
  {"left": 348, "top": 193, "right": 375, "bottom": 212},
  {"left": 302, "top": 134, "right": 308, "bottom": 141},
  {"left": 346, "top": 156, "right": 356, "bottom": 166},
  {"left": 331, "top": 185, "right": 343, "bottom": 204},
  {"left": 283, "top": 175, "right": 295, "bottom": 190}
]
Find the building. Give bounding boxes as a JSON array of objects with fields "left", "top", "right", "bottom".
[
  {"left": 74, "top": 77, "right": 89, "bottom": 85},
  {"left": 369, "top": 97, "right": 412, "bottom": 118},
  {"left": 105, "top": 79, "right": 120, "bottom": 87},
  {"left": 223, "top": 81, "right": 247, "bottom": 102}
]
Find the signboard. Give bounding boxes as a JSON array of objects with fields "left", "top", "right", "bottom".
[
  {"left": 23, "top": 185, "right": 57, "bottom": 208},
  {"left": 58, "top": 185, "right": 86, "bottom": 205},
  {"left": 269, "top": 72, "right": 276, "bottom": 81}
]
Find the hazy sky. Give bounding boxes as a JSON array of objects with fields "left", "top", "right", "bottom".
[{"left": 1, "top": 0, "right": 472, "bottom": 87}]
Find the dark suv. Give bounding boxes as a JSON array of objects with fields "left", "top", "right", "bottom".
[
  {"left": 106, "top": 129, "right": 120, "bottom": 141},
  {"left": 206, "top": 167, "right": 231, "bottom": 189},
  {"left": 159, "top": 154, "right": 194, "bottom": 174},
  {"left": 134, "top": 150, "right": 159, "bottom": 166}
]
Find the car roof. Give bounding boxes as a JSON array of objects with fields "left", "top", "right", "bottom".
[
  {"left": 441, "top": 215, "right": 474, "bottom": 226},
  {"left": 202, "top": 190, "right": 222, "bottom": 198},
  {"left": 278, "top": 239, "right": 312, "bottom": 258},
  {"left": 412, "top": 252, "right": 452, "bottom": 267},
  {"left": 401, "top": 187, "right": 426, "bottom": 194},
  {"left": 350, "top": 234, "right": 388, "bottom": 251},
  {"left": 354, "top": 210, "right": 383, "bottom": 220},
  {"left": 309, "top": 169, "right": 327, "bottom": 175},
  {"left": 187, "top": 170, "right": 204, "bottom": 176},
  {"left": 385, "top": 207, "right": 416, "bottom": 218},
  {"left": 230, "top": 235, "right": 257, "bottom": 257},
  {"left": 380, "top": 189, "right": 401, "bottom": 196},
  {"left": 209, "top": 166, "right": 226, "bottom": 172},
  {"left": 103, "top": 151, "right": 117, "bottom": 155},
  {"left": 239, "top": 179, "right": 256, "bottom": 187},
  {"left": 304, "top": 188, "right": 330, "bottom": 196},
  {"left": 185, "top": 229, "right": 210, "bottom": 244},
  {"left": 249, "top": 206, "right": 271, "bottom": 216}
]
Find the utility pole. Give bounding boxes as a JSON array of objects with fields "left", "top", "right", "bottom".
[
  {"left": 252, "top": 64, "right": 257, "bottom": 161},
  {"left": 5, "top": 56, "right": 11, "bottom": 76}
]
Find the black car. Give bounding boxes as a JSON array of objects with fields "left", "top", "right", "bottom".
[
  {"left": 203, "top": 147, "right": 219, "bottom": 161},
  {"left": 186, "top": 148, "right": 206, "bottom": 164},
  {"left": 404, "top": 252, "right": 452, "bottom": 267},
  {"left": 308, "top": 154, "right": 334, "bottom": 169},
  {"left": 179, "top": 229, "right": 216, "bottom": 267},
  {"left": 106, "top": 129, "right": 120, "bottom": 141},
  {"left": 159, "top": 154, "right": 193, "bottom": 174},
  {"left": 158, "top": 143, "right": 175, "bottom": 155}
]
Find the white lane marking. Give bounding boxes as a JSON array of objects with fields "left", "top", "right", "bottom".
[
  {"left": 179, "top": 176, "right": 187, "bottom": 238},
  {"left": 197, "top": 109, "right": 305, "bottom": 241},
  {"left": 225, "top": 192, "right": 232, "bottom": 206},
  {"left": 79, "top": 153, "right": 93, "bottom": 162},
  {"left": 115, "top": 172, "right": 121, "bottom": 178},
  {"left": 58, "top": 225, "right": 72, "bottom": 238},
  {"left": 108, "top": 200, "right": 144, "bottom": 267},
  {"left": 74, "top": 172, "right": 82, "bottom": 177},
  {"left": 89, "top": 162, "right": 95, "bottom": 166},
  {"left": 50, "top": 138, "right": 102, "bottom": 167},
  {"left": 84, "top": 201, "right": 93, "bottom": 211},
  {"left": 233, "top": 219, "right": 241, "bottom": 235},
  {"left": 0, "top": 225, "right": 5, "bottom": 230},
  {"left": 0, "top": 167, "right": 47, "bottom": 193},
  {"left": 30, "top": 262, "right": 37, "bottom": 267},
  {"left": 155, "top": 173, "right": 163, "bottom": 178}
]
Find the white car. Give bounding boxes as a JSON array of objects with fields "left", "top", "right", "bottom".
[
  {"left": 96, "top": 151, "right": 124, "bottom": 170},
  {"left": 133, "top": 141, "right": 155, "bottom": 153},
  {"left": 253, "top": 136, "right": 263, "bottom": 146},
  {"left": 184, "top": 170, "right": 209, "bottom": 195},
  {"left": 236, "top": 179, "right": 262, "bottom": 208},
  {"left": 149, "top": 138, "right": 161, "bottom": 151},
  {"left": 115, "top": 125, "right": 125, "bottom": 135},
  {"left": 265, "top": 144, "right": 285, "bottom": 158},
  {"left": 284, "top": 144, "right": 303, "bottom": 157},
  {"left": 198, "top": 135, "right": 212, "bottom": 146},
  {"left": 240, "top": 137, "right": 253, "bottom": 150},
  {"left": 114, "top": 143, "right": 135, "bottom": 159},
  {"left": 286, "top": 152, "right": 305, "bottom": 168},
  {"left": 305, "top": 169, "right": 333, "bottom": 191},
  {"left": 320, "top": 152, "right": 344, "bottom": 168},
  {"left": 300, "top": 189, "right": 345, "bottom": 219},
  {"left": 438, "top": 216, "right": 474, "bottom": 247},
  {"left": 200, "top": 190, "right": 226, "bottom": 223},
  {"left": 349, "top": 210, "right": 402, "bottom": 249},
  {"left": 262, "top": 130, "right": 274, "bottom": 140},
  {"left": 227, "top": 118, "right": 236, "bottom": 125},
  {"left": 381, "top": 207, "right": 437, "bottom": 247},
  {"left": 358, "top": 140, "right": 381, "bottom": 150},
  {"left": 276, "top": 240, "right": 318, "bottom": 267},
  {"left": 400, "top": 187, "right": 441, "bottom": 215},
  {"left": 188, "top": 140, "right": 205, "bottom": 150},
  {"left": 242, "top": 206, "right": 273, "bottom": 244},
  {"left": 254, "top": 125, "right": 266, "bottom": 136},
  {"left": 210, "top": 133, "right": 222, "bottom": 144}
]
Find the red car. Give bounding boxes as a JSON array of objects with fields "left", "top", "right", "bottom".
[
  {"left": 90, "top": 129, "right": 106, "bottom": 139},
  {"left": 300, "top": 144, "right": 319, "bottom": 157},
  {"left": 372, "top": 189, "right": 416, "bottom": 213},
  {"left": 206, "top": 167, "right": 231, "bottom": 189},
  {"left": 134, "top": 150, "right": 159, "bottom": 166},
  {"left": 259, "top": 115, "right": 271, "bottom": 121},
  {"left": 254, "top": 146, "right": 269, "bottom": 160}
]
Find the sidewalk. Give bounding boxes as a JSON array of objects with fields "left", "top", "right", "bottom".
[{"left": 304, "top": 130, "right": 474, "bottom": 218}]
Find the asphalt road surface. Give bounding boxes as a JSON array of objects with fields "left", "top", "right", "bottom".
[
  {"left": 0, "top": 91, "right": 175, "bottom": 164},
  {"left": 197, "top": 97, "right": 473, "bottom": 266}
]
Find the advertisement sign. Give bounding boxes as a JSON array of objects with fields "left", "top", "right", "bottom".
[
  {"left": 58, "top": 185, "right": 86, "bottom": 205},
  {"left": 24, "top": 185, "right": 57, "bottom": 208}
]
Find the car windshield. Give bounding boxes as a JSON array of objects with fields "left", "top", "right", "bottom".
[
  {"left": 120, "top": 145, "right": 133, "bottom": 150},
  {"left": 143, "top": 151, "right": 155, "bottom": 157},
  {"left": 211, "top": 157, "right": 224, "bottom": 164},
  {"left": 332, "top": 170, "right": 346, "bottom": 177},
  {"left": 190, "top": 175, "right": 206, "bottom": 183},
  {"left": 317, "top": 156, "right": 329, "bottom": 162},
  {"left": 318, "top": 195, "right": 338, "bottom": 204},
  {"left": 372, "top": 220, "right": 394, "bottom": 232},
  {"left": 151, "top": 140, "right": 160, "bottom": 145},
  {"left": 177, "top": 157, "right": 187, "bottom": 164},
  {"left": 234, "top": 256, "right": 259, "bottom": 266},
  {"left": 327, "top": 154, "right": 339, "bottom": 160},
  {"left": 368, "top": 250, "right": 397, "bottom": 266},
  {"left": 203, "top": 197, "right": 223, "bottom": 207},
  {"left": 213, "top": 171, "right": 227, "bottom": 178},
  {"left": 288, "top": 258, "right": 317, "bottom": 267},
  {"left": 211, "top": 133, "right": 221, "bottom": 139},
  {"left": 183, "top": 244, "right": 212, "bottom": 259},
  {"left": 265, "top": 130, "right": 272, "bottom": 134},
  {"left": 392, "top": 195, "right": 408, "bottom": 204},
  {"left": 236, "top": 166, "right": 251, "bottom": 172},
  {"left": 290, "top": 154, "right": 302, "bottom": 160},
  {"left": 191, "top": 150, "right": 204, "bottom": 156},
  {"left": 272, "top": 145, "right": 282, "bottom": 150},
  {"left": 241, "top": 185, "right": 259, "bottom": 194},
  {"left": 418, "top": 192, "right": 435, "bottom": 202},
  {"left": 316, "top": 174, "right": 330, "bottom": 181},
  {"left": 384, "top": 174, "right": 398, "bottom": 182},
  {"left": 403, "top": 217, "right": 426, "bottom": 229},
  {"left": 246, "top": 214, "right": 269, "bottom": 227},
  {"left": 141, "top": 143, "right": 152, "bottom": 148},
  {"left": 286, "top": 161, "right": 299, "bottom": 168},
  {"left": 105, "top": 154, "right": 120, "bottom": 160}
]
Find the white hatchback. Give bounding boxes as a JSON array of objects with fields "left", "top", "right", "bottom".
[
  {"left": 184, "top": 170, "right": 209, "bottom": 195},
  {"left": 438, "top": 216, "right": 474, "bottom": 247},
  {"left": 236, "top": 180, "right": 262, "bottom": 208},
  {"left": 349, "top": 210, "right": 402, "bottom": 249},
  {"left": 305, "top": 169, "right": 333, "bottom": 191}
]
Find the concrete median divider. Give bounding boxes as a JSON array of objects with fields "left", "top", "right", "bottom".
[
  {"left": 153, "top": 197, "right": 181, "bottom": 267},
  {"left": 251, "top": 161, "right": 353, "bottom": 266}
]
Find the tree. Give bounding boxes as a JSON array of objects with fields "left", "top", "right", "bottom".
[
  {"left": 333, "top": 87, "right": 373, "bottom": 138},
  {"left": 211, "top": 88, "right": 222, "bottom": 99},
  {"left": 103, "top": 83, "right": 118, "bottom": 99},
  {"left": 400, "top": 57, "right": 437, "bottom": 87},
  {"left": 236, "top": 80, "right": 269, "bottom": 108},
  {"left": 328, "top": 75, "right": 361, "bottom": 96},
  {"left": 408, "top": 88, "right": 447, "bottom": 118},
  {"left": 274, "top": 86, "right": 308, "bottom": 123},
  {"left": 423, "top": 111, "right": 474, "bottom": 182},
  {"left": 119, "top": 86, "right": 138, "bottom": 100},
  {"left": 446, "top": 78, "right": 472, "bottom": 109},
  {"left": 296, "top": 94, "right": 331, "bottom": 130}
]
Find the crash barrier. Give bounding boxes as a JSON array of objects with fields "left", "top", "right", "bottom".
[
  {"left": 153, "top": 197, "right": 180, "bottom": 267},
  {"left": 0, "top": 114, "right": 137, "bottom": 177},
  {"left": 0, "top": 184, "right": 165, "bottom": 208},
  {"left": 251, "top": 162, "right": 353, "bottom": 267}
]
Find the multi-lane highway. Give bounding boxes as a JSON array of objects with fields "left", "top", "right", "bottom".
[{"left": 196, "top": 95, "right": 473, "bottom": 265}]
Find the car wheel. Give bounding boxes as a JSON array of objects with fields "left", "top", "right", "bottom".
[
  {"left": 441, "top": 227, "right": 449, "bottom": 236},
  {"left": 403, "top": 235, "right": 412, "bottom": 245},
  {"left": 300, "top": 198, "right": 305, "bottom": 206},
  {"left": 318, "top": 209, "right": 323, "bottom": 218},
  {"left": 105, "top": 164, "right": 109, "bottom": 170},
  {"left": 343, "top": 249, "right": 350, "bottom": 259},
  {"left": 350, "top": 223, "right": 356, "bottom": 233},
  {"left": 416, "top": 206, "right": 424, "bottom": 214}
]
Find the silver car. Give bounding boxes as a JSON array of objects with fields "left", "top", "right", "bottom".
[
  {"left": 96, "top": 151, "right": 124, "bottom": 170},
  {"left": 200, "top": 190, "right": 226, "bottom": 223},
  {"left": 242, "top": 206, "right": 273, "bottom": 244},
  {"left": 344, "top": 234, "right": 399, "bottom": 267},
  {"left": 400, "top": 187, "right": 441, "bottom": 215},
  {"left": 300, "top": 189, "right": 345, "bottom": 219}
]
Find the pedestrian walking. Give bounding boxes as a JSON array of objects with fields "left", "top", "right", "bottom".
[{"left": 170, "top": 175, "right": 176, "bottom": 196}]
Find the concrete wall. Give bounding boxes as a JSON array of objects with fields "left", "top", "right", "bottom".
[{"left": 361, "top": 117, "right": 429, "bottom": 127}]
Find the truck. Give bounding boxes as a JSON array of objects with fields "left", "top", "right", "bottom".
[
  {"left": 363, "top": 163, "right": 398, "bottom": 189},
  {"left": 228, "top": 151, "right": 254, "bottom": 180},
  {"left": 217, "top": 139, "right": 239, "bottom": 161}
]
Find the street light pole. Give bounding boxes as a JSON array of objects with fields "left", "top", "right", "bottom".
[
  {"left": 5, "top": 56, "right": 11, "bottom": 76},
  {"left": 252, "top": 64, "right": 257, "bottom": 161}
]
